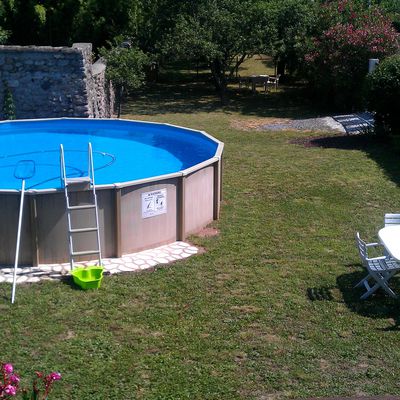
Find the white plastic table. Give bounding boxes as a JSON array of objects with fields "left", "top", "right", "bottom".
[{"left": 378, "top": 225, "right": 400, "bottom": 260}]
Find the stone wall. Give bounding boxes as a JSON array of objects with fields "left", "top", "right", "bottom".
[{"left": 0, "top": 43, "right": 114, "bottom": 119}]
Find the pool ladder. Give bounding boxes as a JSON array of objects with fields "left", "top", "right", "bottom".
[{"left": 60, "top": 143, "right": 102, "bottom": 270}]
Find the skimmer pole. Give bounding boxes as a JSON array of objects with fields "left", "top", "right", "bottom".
[{"left": 11, "top": 160, "right": 35, "bottom": 304}]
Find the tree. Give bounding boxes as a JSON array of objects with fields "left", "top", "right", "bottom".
[
  {"left": 100, "top": 44, "right": 148, "bottom": 117},
  {"left": 0, "top": 1, "right": 8, "bottom": 44},
  {"left": 0, "top": 27, "right": 7, "bottom": 43},
  {"left": 270, "top": 0, "right": 318, "bottom": 77},
  {"left": 0, "top": 0, "right": 81, "bottom": 46},
  {"left": 162, "top": 0, "right": 276, "bottom": 100},
  {"left": 72, "top": 0, "right": 141, "bottom": 49},
  {"left": 304, "top": 0, "right": 399, "bottom": 108},
  {"left": 0, "top": 0, "right": 140, "bottom": 48},
  {"left": 366, "top": 55, "right": 400, "bottom": 135}
]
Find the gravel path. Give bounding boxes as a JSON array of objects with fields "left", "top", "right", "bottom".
[
  {"left": 259, "top": 112, "right": 374, "bottom": 134},
  {"left": 260, "top": 116, "right": 346, "bottom": 133}
]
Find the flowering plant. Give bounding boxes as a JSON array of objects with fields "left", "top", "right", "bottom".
[
  {"left": 0, "top": 363, "right": 61, "bottom": 399},
  {"left": 1, "top": 363, "right": 20, "bottom": 398},
  {"left": 304, "top": 0, "right": 399, "bottom": 108}
]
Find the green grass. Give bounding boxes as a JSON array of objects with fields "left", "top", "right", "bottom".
[
  {"left": 238, "top": 54, "right": 276, "bottom": 76},
  {"left": 2, "top": 62, "right": 400, "bottom": 399}
]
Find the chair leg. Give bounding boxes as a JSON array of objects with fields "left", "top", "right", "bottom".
[
  {"left": 355, "top": 274, "right": 371, "bottom": 288},
  {"left": 360, "top": 270, "right": 398, "bottom": 300}
]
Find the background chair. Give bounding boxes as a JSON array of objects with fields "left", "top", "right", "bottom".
[{"left": 355, "top": 232, "right": 400, "bottom": 300}]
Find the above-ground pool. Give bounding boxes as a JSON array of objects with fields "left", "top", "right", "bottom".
[{"left": 0, "top": 118, "right": 223, "bottom": 265}]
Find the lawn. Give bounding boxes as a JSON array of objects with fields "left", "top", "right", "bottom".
[{"left": 2, "top": 63, "right": 400, "bottom": 399}]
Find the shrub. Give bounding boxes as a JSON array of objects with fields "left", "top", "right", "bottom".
[
  {"left": 365, "top": 54, "right": 400, "bottom": 135},
  {"left": 100, "top": 44, "right": 148, "bottom": 117},
  {"left": 2, "top": 83, "right": 16, "bottom": 120},
  {"left": 304, "top": 0, "right": 399, "bottom": 109}
]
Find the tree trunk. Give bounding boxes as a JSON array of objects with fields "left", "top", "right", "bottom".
[
  {"left": 277, "top": 60, "right": 285, "bottom": 77},
  {"left": 210, "top": 59, "right": 228, "bottom": 103},
  {"left": 116, "top": 85, "right": 124, "bottom": 118}
]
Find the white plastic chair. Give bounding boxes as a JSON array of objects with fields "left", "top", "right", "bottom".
[
  {"left": 384, "top": 213, "right": 400, "bottom": 226},
  {"left": 355, "top": 232, "right": 400, "bottom": 300},
  {"left": 267, "top": 74, "right": 280, "bottom": 90}
]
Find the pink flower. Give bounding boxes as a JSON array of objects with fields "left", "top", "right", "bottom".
[
  {"left": 3, "top": 363, "right": 13, "bottom": 374},
  {"left": 9, "top": 374, "right": 20, "bottom": 384},
  {"left": 4, "top": 385, "right": 17, "bottom": 396},
  {"left": 49, "top": 372, "right": 61, "bottom": 381}
]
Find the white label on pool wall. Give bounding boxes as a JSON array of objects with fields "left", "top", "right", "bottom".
[{"left": 141, "top": 189, "right": 167, "bottom": 218}]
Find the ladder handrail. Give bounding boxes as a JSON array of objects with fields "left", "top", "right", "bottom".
[
  {"left": 88, "top": 142, "right": 102, "bottom": 267},
  {"left": 60, "top": 144, "right": 67, "bottom": 188}
]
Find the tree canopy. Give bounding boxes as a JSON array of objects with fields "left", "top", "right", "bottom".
[
  {"left": 0, "top": 0, "right": 398, "bottom": 106},
  {"left": 161, "top": 0, "right": 277, "bottom": 97}
]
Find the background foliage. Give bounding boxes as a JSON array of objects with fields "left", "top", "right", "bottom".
[
  {"left": 0, "top": 0, "right": 398, "bottom": 110},
  {"left": 366, "top": 54, "right": 400, "bottom": 135},
  {"left": 304, "top": 0, "right": 399, "bottom": 108}
]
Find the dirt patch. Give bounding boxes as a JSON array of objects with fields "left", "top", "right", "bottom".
[
  {"left": 195, "top": 227, "right": 220, "bottom": 238},
  {"left": 231, "top": 118, "right": 290, "bottom": 131},
  {"left": 231, "top": 116, "right": 345, "bottom": 133}
]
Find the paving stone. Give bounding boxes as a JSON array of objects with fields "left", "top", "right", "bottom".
[
  {"left": 184, "top": 248, "right": 198, "bottom": 255},
  {"left": 180, "top": 252, "right": 192, "bottom": 258},
  {"left": 26, "top": 277, "right": 41, "bottom": 283},
  {"left": 154, "top": 257, "right": 169, "bottom": 264},
  {"left": 116, "top": 265, "right": 131, "bottom": 272},
  {"left": 171, "top": 249, "right": 184, "bottom": 255},
  {"left": 136, "top": 254, "right": 152, "bottom": 260}
]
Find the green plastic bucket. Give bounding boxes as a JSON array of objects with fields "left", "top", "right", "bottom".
[{"left": 71, "top": 266, "right": 104, "bottom": 290}]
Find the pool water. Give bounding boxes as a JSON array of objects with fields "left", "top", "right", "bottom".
[{"left": 0, "top": 119, "right": 218, "bottom": 190}]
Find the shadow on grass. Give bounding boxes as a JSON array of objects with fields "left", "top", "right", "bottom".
[
  {"left": 307, "top": 269, "right": 400, "bottom": 330},
  {"left": 61, "top": 275, "right": 82, "bottom": 291},
  {"left": 293, "top": 134, "right": 400, "bottom": 188},
  {"left": 336, "top": 270, "right": 400, "bottom": 330},
  {"left": 123, "top": 81, "right": 323, "bottom": 119}
]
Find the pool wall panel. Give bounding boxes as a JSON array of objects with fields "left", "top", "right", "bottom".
[
  {"left": 0, "top": 194, "right": 32, "bottom": 264},
  {"left": 119, "top": 179, "right": 178, "bottom": 254},
  {"left": 35, "top": 192, "right": 67, "bottom": 264},
  {"left": 184, "top": 166, "right": 214, "bottom": 235},
  {"left": 33, "top": 190, "right": 116, "bottom": 264}
]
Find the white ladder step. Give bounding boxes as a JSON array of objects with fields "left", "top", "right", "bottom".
[
  {"left": 66, "top": 177, "right": 91, "bottom": 185},
  {"left": 70, "top": 227, "right": 98, "bottom": 233},
  {"left": 68, "top": 204, "right": 96, "bottom": 210},
  {"left": 71, "top": 250, "right": 101, "bottom": 257}
]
